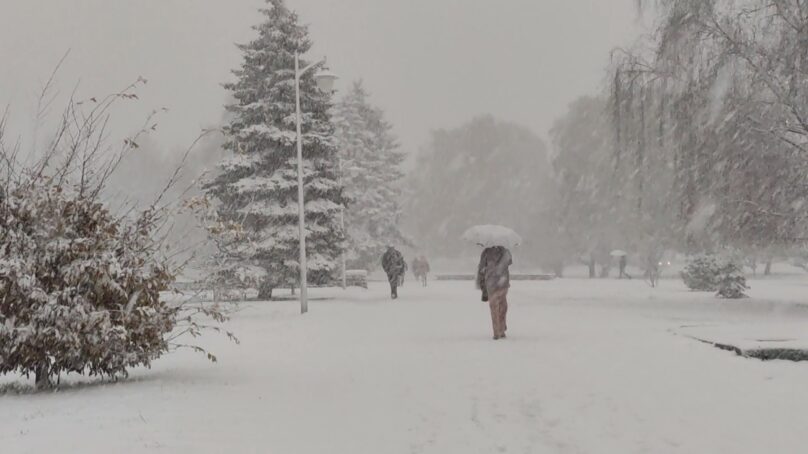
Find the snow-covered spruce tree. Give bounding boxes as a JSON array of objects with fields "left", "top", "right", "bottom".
[
  {"left": 205, "top": 0, "right": 345, "bottom": 298},
  {"left": 333, "top": 81, "right": 407, "bottom": 271},
  {"left": 715, "top": 261, "right": 748, "bottom": 299},
  {"left": 0, "top": 80, "right": 233, "bottom": 389},
  {"left": 681, "top": 255, "right": 721, "bottom": 292}
]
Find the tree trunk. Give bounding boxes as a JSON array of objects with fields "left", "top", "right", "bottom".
[
  {"left": 257, "top": 283, "right": 273, "bottom": 300},
  {"left": 588, "top": 258, "right": 596, "bottom": 279},
  {"left": 636, "top": 85, "right": 646, "bottom": 213},
  {"left": 764, "top": 260, "right": 772, "bottom": 276},
  {"left": 35, "top": 364, "right": 52, "bottom": 390}
]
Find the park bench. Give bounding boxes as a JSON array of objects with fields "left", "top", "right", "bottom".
[
  {"left": 435, "top": 274, "right": 555, "bottom": 281},
  {"left": 345, "top": 269, "right": 368, "bottom": 289}
]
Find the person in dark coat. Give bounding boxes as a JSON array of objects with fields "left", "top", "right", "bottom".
[
  {"left": 412, "top": 255, "right": 430, "bottom": 287},
  {"left": 382, "top": 246, "right": 407, "bottom": 299},
  {"left": 476, "top": 246, "right": 512, "bottom": 340}
]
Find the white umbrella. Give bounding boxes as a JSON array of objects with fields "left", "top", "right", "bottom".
[
  {"left": 461, "top": 225, "right": 522, "bottom": 248},
  {"left": 610, "top": 249, "right": 627, "bottom": 257}
]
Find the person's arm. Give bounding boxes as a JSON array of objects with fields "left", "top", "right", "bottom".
[
  {"left": 476, "top": 252, "right": 486, "bottom": 290},
  {"left": 479, "top": 259, "right": 489, "bottom": 302}
]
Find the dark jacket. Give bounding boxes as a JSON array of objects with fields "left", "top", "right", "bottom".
[
  {"left": 382, "top": 248, "right": 407, "bottom": 281},
  {"left": 477, "top": 246, "right": 512, "bottom": 294}
]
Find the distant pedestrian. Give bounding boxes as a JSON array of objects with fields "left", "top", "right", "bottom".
[
  {"left": 412, "top": 255, "right": 430, "bottom": 287},
  {"left": 645, "top": 257, "right": 660, "bottom": 287},
  {"left": 477, "top": 246, "right": 512, "bottom": 340},
  {"left": 382, "top": 246, "right": 407, "bottom": 299},
  {"left": 643, "top": 248, "right": 664, "bottom": 287},
  {"left": 618, "top": 255, "right": 631, "bottom": 279}
]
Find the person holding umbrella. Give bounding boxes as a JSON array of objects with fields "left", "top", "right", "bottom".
[
  {"left": 611, "top": 249, "right": 631, "bottom": 279},
  {"left": 463, "top": 225, "right": 519, "bottom": 340}
]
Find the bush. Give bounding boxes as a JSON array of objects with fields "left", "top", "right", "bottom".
[
  {"left": 716, "top": 262, "right": 749, "bottom": 299},
  {"left": 681, "top": 255, "right": 721, "bottom": 291},
  {"left": 0, "top": 185, "right": 178, "bottom": 388},
  {"left": 0, "top": 81, "right": 234, "bottom": 389}
]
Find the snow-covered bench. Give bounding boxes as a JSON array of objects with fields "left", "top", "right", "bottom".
[
  {"left": 345, "top": 270, "right": 368, "bottom": 289},
  {"left": 436, "top": 274, "right": 555, "bottom": 281}
]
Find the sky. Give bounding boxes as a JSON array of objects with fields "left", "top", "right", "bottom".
[{"left": 0, "top": 0, "right": 641, "bottom": 159}]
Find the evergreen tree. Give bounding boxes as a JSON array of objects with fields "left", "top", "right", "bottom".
[
  {"left": 333, "top": 81, "right": 407, "bottom": 270},
  {"left": 205, "top": 0, "right": 344, "bottom": 298}
]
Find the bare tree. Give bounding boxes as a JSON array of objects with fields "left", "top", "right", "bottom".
[{"left": 0, "top": 73, "right": 235, "bottom": 390}]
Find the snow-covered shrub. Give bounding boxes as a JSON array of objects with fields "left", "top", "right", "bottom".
[
  {"left": 0, "top": 78, "right": 234, "bottom": 389},
  {"left": 681, "top": 255, "right": 721, "bottom": 291},
  {"left": 681, "top": 254, "right": 748, "bottom": 298},
  {"left": 0, "top": 184, "right": 177, "bottom": 387},
  {"left": 716, "top": 262, "right": 749, "bottom": 299}
]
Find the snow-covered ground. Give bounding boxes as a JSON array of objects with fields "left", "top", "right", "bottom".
[{"left": 3, "top": 276, "right": 808, "bottom": 453}]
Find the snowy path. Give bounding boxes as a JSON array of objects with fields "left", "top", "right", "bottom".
[{"left": 3, "top": 278, "right": 808, "bottom": 453}]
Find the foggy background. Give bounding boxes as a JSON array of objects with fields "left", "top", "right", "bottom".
[
  {"left": 0, "top": 0, "right": 656, "bottom": 279},
  {"left": 0, "top": 0, "right": 640, "bottom": 157},
  {"left": 5, "top": 3, "right": 808, "bottom": 450}
]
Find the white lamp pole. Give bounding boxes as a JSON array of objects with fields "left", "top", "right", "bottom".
[
  {"left": 339, "top": 156, "right": 347, "bottom": 289},
  {"left": 293, "top": 52, "right": 338, "bottom": 314}
]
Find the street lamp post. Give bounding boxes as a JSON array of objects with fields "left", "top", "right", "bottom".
[
  {"left": 294, "top": 52, "right": 337, "bottom": 314},
  {"left": 338, "top": 157, "right": 347, "bottom": 290}
]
